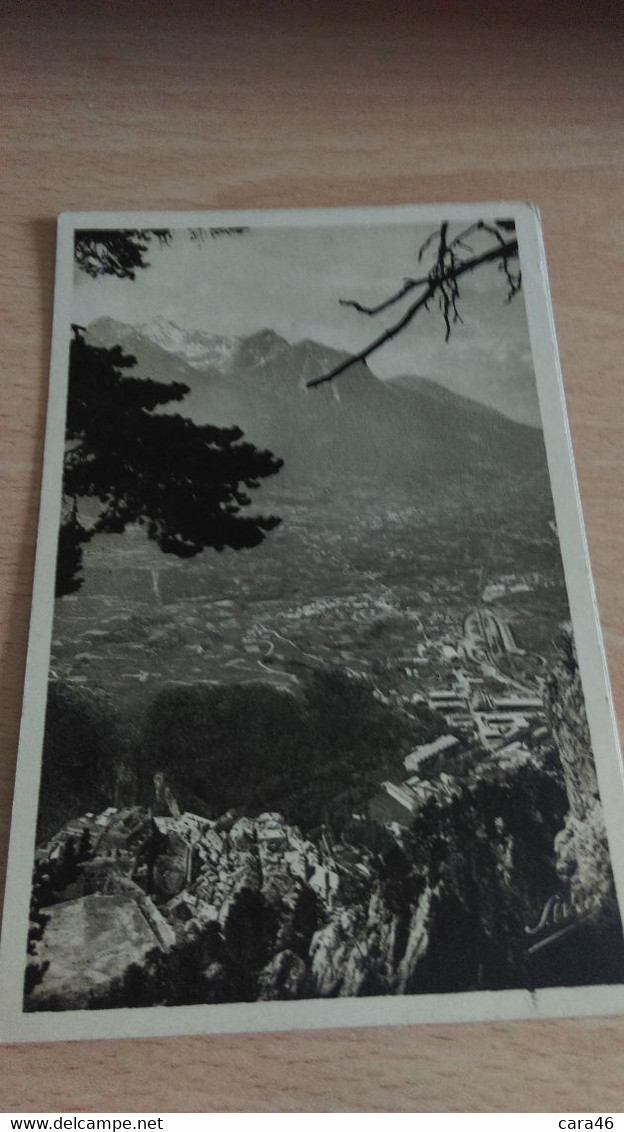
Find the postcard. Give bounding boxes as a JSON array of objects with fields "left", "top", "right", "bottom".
[{"left": 1, "top": 203, "right": 623, "bottom": 1043}]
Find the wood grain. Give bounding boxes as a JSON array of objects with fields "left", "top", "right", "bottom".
[{"left": 1, "top": 0, "right": 623, "bottom": 1112}]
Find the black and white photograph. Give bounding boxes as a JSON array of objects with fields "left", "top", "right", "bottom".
[{"left": 2, "top": 204, "right": 624, "bottom": 1042}]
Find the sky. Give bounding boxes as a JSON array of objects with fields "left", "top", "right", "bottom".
[{"left": 72, "top": 220, "right": 541, "bottom": 427}]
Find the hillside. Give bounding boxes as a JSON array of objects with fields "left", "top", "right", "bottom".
[{"left": 86, "top": 317, "right": 549, "bottom": 497}]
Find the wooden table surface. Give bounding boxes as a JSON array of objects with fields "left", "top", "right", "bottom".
[{"left": 1, "top": 0, "right": 623, "bottom": 1113}]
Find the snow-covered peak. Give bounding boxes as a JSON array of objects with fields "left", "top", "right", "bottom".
[{"left": 138, "top": 316, "right": 237, "bottom": 371}]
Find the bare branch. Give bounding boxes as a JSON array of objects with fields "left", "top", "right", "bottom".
[
  {"left": 418, "top": 228, "right": 441, "bottom": 262},
  {"left": 447, "top": 222, "right": 489, "bottom": 250},
  {"left": 452, "top": 222, "right": 521, "bottom": 302},
  {"left": 338, "top": 273, "right": 430, "bottom": 316},
  {"left": 308, "top": 289, "right": 436, "bottom": 389},
  {"left": 307, "top": 233, "right": 519, "bottom": 388}
]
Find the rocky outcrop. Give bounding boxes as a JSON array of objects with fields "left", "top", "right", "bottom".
[
  {"left": 25, "top": 776, "right": 562, "bottom": 1010},
  {"left": 546, "top": 624, "right": 617, "bottom": 922},
  {"left": 28, "top": 685, "right": 622, "bottom": 1013},
  {"left": 257, "top": 950, "right": 308, "bottom": 1001},
  {"left": 307, "top": 887, "right": 430, "bottom": 999},
  {"left": 547, "top": 624, "right": 600, "bottom": 821},
  {"left": 27, "top": 806, "right": 338, "bottom": 1010},
  {"left": 28, "top": 893, "right": 174, "bottom": 1011}
]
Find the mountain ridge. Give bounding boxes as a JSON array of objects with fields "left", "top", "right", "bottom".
[
  {"left": 85, "top": 316, "right": 547, "bottom": 495},
  {"left": 86, "top": 314, "right": 538, "bottom": 426}
]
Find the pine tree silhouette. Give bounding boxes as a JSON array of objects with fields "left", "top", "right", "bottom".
[{"left": 57, "top": 329, "right": 283, "bottom": 596}]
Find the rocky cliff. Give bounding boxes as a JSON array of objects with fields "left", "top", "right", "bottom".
[
  {"left": 28, "top": 806, "right": 342, "bottom": 1010},
  {"left": 27, "top": 632, "right": 623, "bottom": 1013},
  {"left": 27, "top": 746, "right": 573, "bottom": 1011},
  {"left": 546, "top": 624, "right": 618, "bottom": 923}
]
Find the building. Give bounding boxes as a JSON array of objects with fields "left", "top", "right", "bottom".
[
  {"left": 472, "top": 690, "right": 545, "bottom": 749},
  {"left": 490, "top": 694, "right": 544, "bottom": 712},
  {"left": 404, "top": 734, "right": 460, "bottom": 774},
  {"left": 427, "top": 688, "right": 466, "bottom": 714},
  {"left": 368, "top": 781, "right": 419, "bottom": 826},
  {"left": 474, "top": 710, "right": 529, "bottom": 746},
  {"left": 427, "top": 687, "right": 473, "bottom": 731}
]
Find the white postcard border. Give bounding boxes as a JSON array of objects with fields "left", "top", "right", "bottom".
[{"left": 1, "top": 201, "right": 623, "bottom": 1044}]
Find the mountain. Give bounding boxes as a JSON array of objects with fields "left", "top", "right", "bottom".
[
  {"left": 86, "top": 317, "right": 549, "bottom": 499},
  {"left": 87, "top": 316, "right": 207, "bottom": 391},
  {"left": 137, "top": 316, "right": 236, "bottom": 371},
  {"left": 88, "top": 315, "right": 236, "bottom": 373}
]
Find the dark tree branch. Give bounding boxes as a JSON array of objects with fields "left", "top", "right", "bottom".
[
  {"left": 74, "top": 229, "right": 172, "bottom": 279},
  {"left": 338, "top": 273, "right": 431, "bottom": 317},
  {"left": 448, "top": 222, "right": 521, "bottom": 302},
  {"left": 307, "top": 232, "right": 519, "bottom": 388},
  {"left": 308, "top": 290, "right": 435, "bottom": 389},
  {"left": 337, "top": 221, "right": 510, "bottom": 320},
  {"left": 417, "top": 227, "right": 442, "bottom": 262}
]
